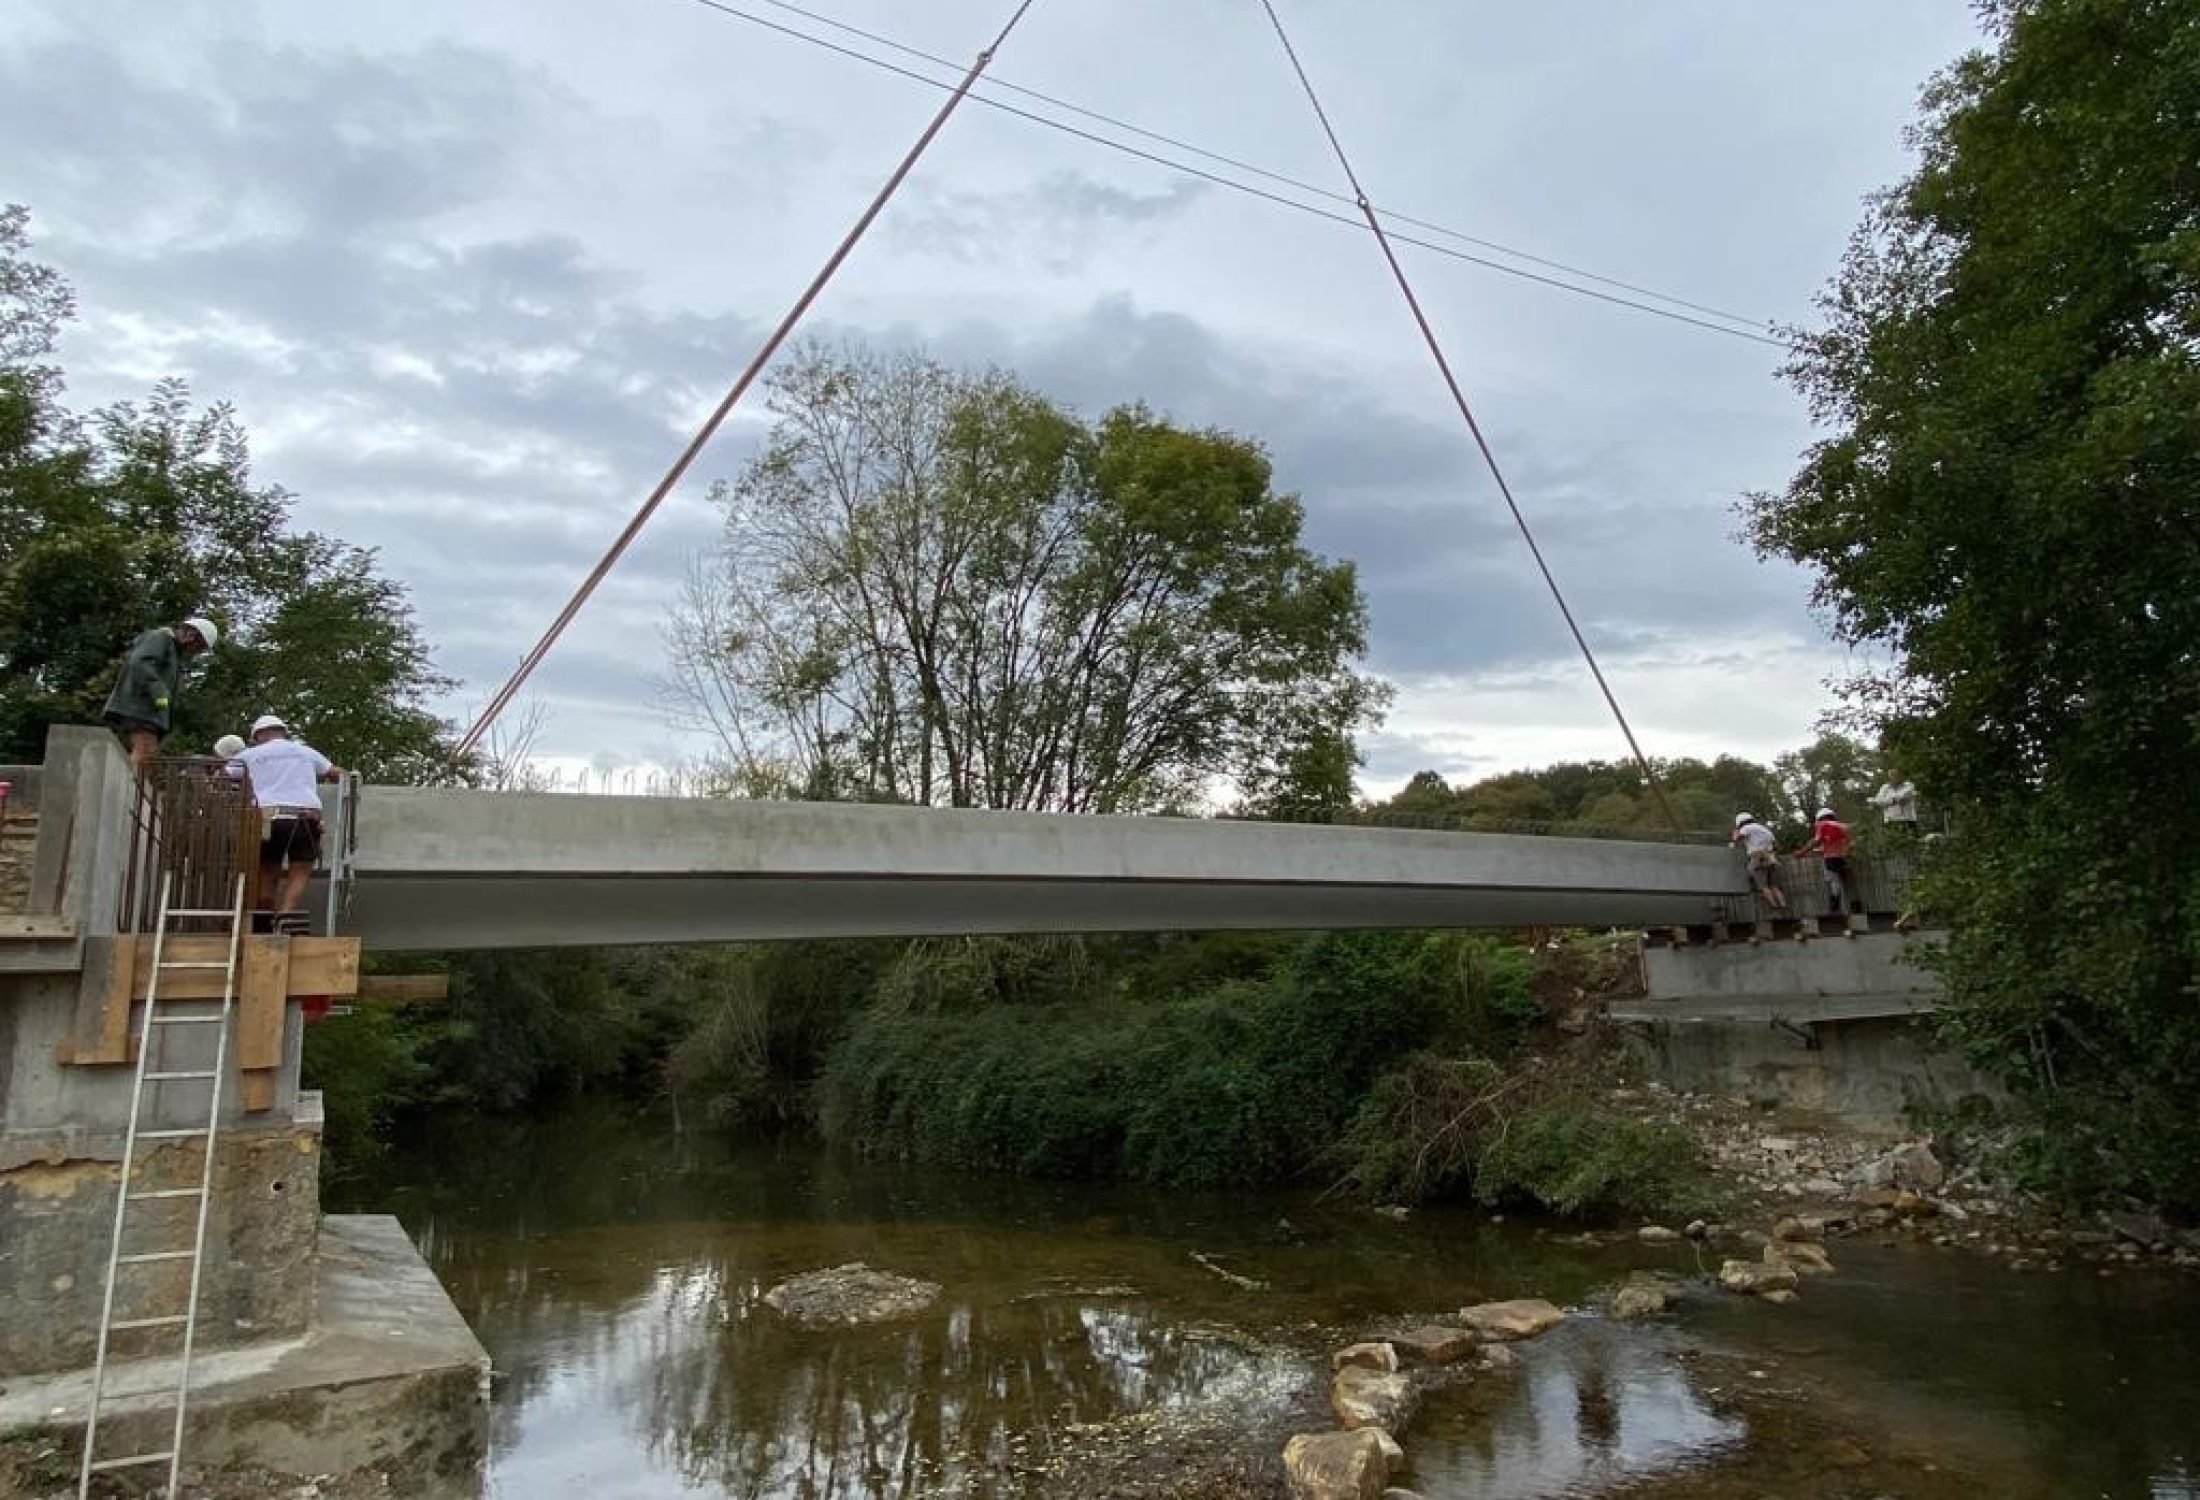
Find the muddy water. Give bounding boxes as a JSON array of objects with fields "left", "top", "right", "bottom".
[{"left": 332, "top": 1103, "right": 2200, "bottom": 1499}]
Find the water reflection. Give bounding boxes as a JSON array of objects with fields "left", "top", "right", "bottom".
[
  {"left": 1411, "top": 1322, "right": 1742, "bottom": 1498},
  {"left": 332, "top": 1105, "right": 2200, "bottom": 1500}
]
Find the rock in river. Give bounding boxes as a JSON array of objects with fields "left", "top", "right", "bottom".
[
  {"left": 1332, "top": 1365, "right": 1418, "bottom": 1432},
  {"left": 1332, "top": 1340, "right": 1400, "bottom": 1373},
  {"left": 1389, "top": 1324, "right": 1476, "bottom": 1365},
  {"left": 1607, "top": 1273, "right": 1677, "bottom": 1321},
  {"left": 762, "top": 1263, "right": 941, "bottom": 1327},
  {"left": 1460, "top": 1298, "right": 1567, "bottom": 1341},
  {"left": 1718, "top": 1259, "right": 1800, "bottom": 1296},
  {"left": 1284, "top": 1429, "right": 1394, "bottom": 1500}
]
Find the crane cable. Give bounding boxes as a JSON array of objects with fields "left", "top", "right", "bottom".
[
  {"left": 1249, "top": 0, "right": 1682, "bottom": 831},
  {"left": 450, "top": 0, "right": 1043, "bottom": 765}
]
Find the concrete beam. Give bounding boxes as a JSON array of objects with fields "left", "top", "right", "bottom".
[{"left": 340, "top": 787, "right": 1747, "bottom": 951}]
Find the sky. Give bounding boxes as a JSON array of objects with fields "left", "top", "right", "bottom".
[{"left": 0, "top": 0, "right": 1986, "bottom": 795}]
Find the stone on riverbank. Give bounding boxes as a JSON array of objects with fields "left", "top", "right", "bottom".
[
  {"left": 1854, "top": 1141, "right": 1945, "bottom": 1192},
  {"left": 1283, "top": 1429, "right": 1393, "bottom": 1500},
  {"left": 761, "top": 1264, "right": 941, "bottom": 1327},
  {"left": 1637, "top": 1224, "right": 1681, "bottom": 1244},
  {"left": 1331, "top": 1366, "right": 1417, "bottom": 1432},
  {"left": 1332, "top": 1341, "right": 1399, "bottom": 1373},
  {"left": 1389, "top": 1325, "right": 1476, "bottom": 1364},
  {"left": 1459, "top": 1298, "right": 1566, "bottom": 1341},
  {"left": 1719, "top": 1259, "right": 1800, "bottom": 1296}
]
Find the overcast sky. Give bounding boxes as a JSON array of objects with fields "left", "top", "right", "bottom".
[{"left": 1, "top": 0, "right": 1984, "bottom": 794}]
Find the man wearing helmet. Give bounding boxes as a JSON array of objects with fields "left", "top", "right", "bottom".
[
  {"left": 1730, "top": 811, "right": 1788, "bottom": 912},
  {"left": 100, "top": 616, "right": 219, "bottom": 771},
  {"left": 226, "top": 713, "right": 343, "bottom": 923},
  {"left": 1802, "top": 806, "right": 1856, "bottom": 917}
]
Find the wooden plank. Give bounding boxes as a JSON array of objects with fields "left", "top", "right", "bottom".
[
  {"left": 239, "top": 1070, "right": 277, "bottom": 1113},
  {"left": 64, "top": 934, "right": 360, "bottom": 1068},
  {"left": 236, "top": 936, "right": 291, "bottom": 1073},
  {"left": 355, "top": 973, "right": 448, "bottom": 1004}
]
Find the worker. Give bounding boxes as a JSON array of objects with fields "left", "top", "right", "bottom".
[
  {"left": 1731, "top": 812, "right": 1787, "bottom": 912},
  {"left": 1801, "top": 806, "right": 1855, "bottom": 917},
  {"left": 212, "top": 733, "right": 246, "bottom": 761},
  {"left": 225, "top": 713, "right": 342, "bottom": 923},
  {"left": 1869, "top": 768, "right": 1920, "bottom": 833},
  {"left": 100, "top": 616, "right": 219, "bottom": 772}
]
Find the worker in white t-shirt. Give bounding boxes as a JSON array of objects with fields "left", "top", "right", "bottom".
[
  {"left": 227, "top": 714, "right": 343, "bottom": 921},
  {"left": 1730, "top": 812, "right": 1788, "bottom": 912},
  {"left": 1870, "top": 770, "right": 1920, "bottom": 832}
]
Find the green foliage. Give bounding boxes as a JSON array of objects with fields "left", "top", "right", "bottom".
[
  {"left": 0, "top": 207, "right": 450, "bottom": 768},
  {"left": 1470, "top": 1099, "right": 1715, "bottom": 1221},
  {"left": 1373, "top": 754, "right": 1787, "bottom": 836},
  {"left": 301, "top": 1004, "right": 434, "bottom": 1172},
  {"left": 818, "top": 931, "right": 1458, "bottom": 1188},
  {"left": 1745, "top": 1, "right": 2200, "bottom": 1208},
  {"left": 668, "top": 341, "right": 1388, "bottom": 813}
]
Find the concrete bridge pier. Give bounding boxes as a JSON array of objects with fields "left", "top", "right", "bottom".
[{"left": 0, "top": 728, "right": 487, "bottom": 1493}]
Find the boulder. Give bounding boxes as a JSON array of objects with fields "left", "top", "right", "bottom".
[
  {"left": 1283, "top": 1430, "right": 1392, "bottom": 1500},
  {"left": 1459, "top": 1298, "right": 1567, "bottom": 1342},
  {"left": 1381, "top": 1492, "right": 1429, "bottom": 1500},
  {"left": 1389, "top": 1325, "right": 1476, "bottom": 1365},
  {"left": 1607, "top": 1274, "right": 1675, "bottom": 1321},
  {"left": 1371, "top": 1429, "right": 1406, "bottom": 1476},
  {"left": 1478, "top": 1343, "right": 1520, "bottom": 1372},
  {"left": 1332, "top": 1341, "right": 1400, "bottom": 1374},
  {"left": 1760, "top": 1287, "right": 1801, "bottom": 1305},
  {"left": 1772, "top": 1215, "right": 1818, "bottom": 1243},
  {"left": 1855, "top": 1141, "right": 1945, "bottom": 1192},
  {"left": 1718, "top": 1259, "right": 1800, "bottom": 1296},
  {"left": 1636, "top": 1224, "right": 1681, "bottom": 1244},
  {"left": 1767, "top": 1240, "right": 1835, "bottom": 1276},
  {"left": 761, "top": 1264, "right": 941, "bottom": 1327},
  {"left": 2105, "top": 1210, "right": 2173, "bottom": 1250},
  {"left": 1683, "top": 1219, "right": 1711, "bottom": 1240},
  {"left": 1332, "top": 1366, "right": 1418, "bottom": 1432}
]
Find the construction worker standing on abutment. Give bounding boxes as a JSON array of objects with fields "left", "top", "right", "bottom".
[
  {"left": 100, "top": 615, "right": 219, "bottom": 772},
  {"left": 227, "top": 712, "right": 343, "bottom": 926}
]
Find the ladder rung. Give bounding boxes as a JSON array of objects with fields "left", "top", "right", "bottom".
[
  {"left": 134, "top": 1128, "right": 207, "bottom": 1139},
  {"left": 148, "top": 1014, "right": 224, "bottom": 1027},
  {"left": 88, "top": 1450, "right": 176, "bottom": 1472},
  {"left": 158, "top": 961, "right": 232, "bottom": 970},
  {"left": 119, "top": 1250, "right": 196, "bottom": 1264},
  {"left": 109, "top": 1314, "right": 189, "bottom": 1331},
  {"left": 128, "top": 1187, "right": 205, "bottom": 1201},
  {"left": 164, "top": 908, "right": 238, "bottom": 918},
  {"left": 144, "top": 1070, "right": 218, "bottom": 1081}
]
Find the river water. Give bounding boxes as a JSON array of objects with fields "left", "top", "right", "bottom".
[{"left": 330, "top": 1103, "right": 2200, "bottom": 1500}]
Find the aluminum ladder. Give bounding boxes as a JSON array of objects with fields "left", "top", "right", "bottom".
[{"left": 78, "top": 872, "right": 248, "bottom": 1499}]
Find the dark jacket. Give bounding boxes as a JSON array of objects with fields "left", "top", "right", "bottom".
[{"left": 102, "top": 628, "right": 184, "bottom": 732}]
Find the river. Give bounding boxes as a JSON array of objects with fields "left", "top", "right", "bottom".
[{"left": 329, "top": 1101, "right": 2200, "bottom": 1500}]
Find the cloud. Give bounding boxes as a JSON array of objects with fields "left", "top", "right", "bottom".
[
  {"left": 0, "top": 0, "right": 1982, "bottom": 777},
  {"left": 886, "top": 171, "right": 1210, "bottom": 271}
]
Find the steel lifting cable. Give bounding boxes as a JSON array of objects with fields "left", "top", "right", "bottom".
[
  {"left": 451, "top": 0, "right": 1043, "bottom": 765},
  {"left": 1248, "top": 0, "right": 1682, "bottom": 830}
]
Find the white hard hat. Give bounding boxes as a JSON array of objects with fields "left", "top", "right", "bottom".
[
  {"left": 213, "top": 734, "right": 246, "bottom": 759},
  {"left": 250, "top": 713, "right": 288, "bottom": 737},
  {"left": 182, "top": 616, "right": 219, "bottom": 651},
  {"left": 1734, "top": 812, "right": 1755, "bottom": 828},
  {"left": 1816, "top": 807, "right": 1836, "bottom": 820}
]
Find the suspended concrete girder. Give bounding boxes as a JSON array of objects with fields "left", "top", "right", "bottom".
[{"left": 335, "top": 788, "right": 1744, "bottom": 952}]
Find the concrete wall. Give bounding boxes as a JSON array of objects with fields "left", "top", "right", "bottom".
[
  {"left": 1643, "top": 932, "right": 1943, "bottom": 1003},
  {"left": 1624, "top": 1014, "right": 1999, "bottom": 1134},
  {"left": 0, "top": 1102, "right": 321, "bottom": 1376},
  {"left": 341, "top": 786, "right": 1751, "bottom": 950}
]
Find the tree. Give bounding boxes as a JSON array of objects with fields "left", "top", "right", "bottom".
[
  {"left": 1745, "top": 2, "right": 2200, "bottom": 1205},
  {"left": 0, "top": 208, "right": 452, "bottom": 774},
  {"left": 666, "top": 342, "right": 1386, "bottom": 813}
]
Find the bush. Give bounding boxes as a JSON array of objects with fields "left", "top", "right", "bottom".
[
  {"left": 1472, "top": 1098, "right": 1714, "bottom": 1221},
  {"left": 817, "top": 931, "right": 1458, "bottom": 1187}
]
